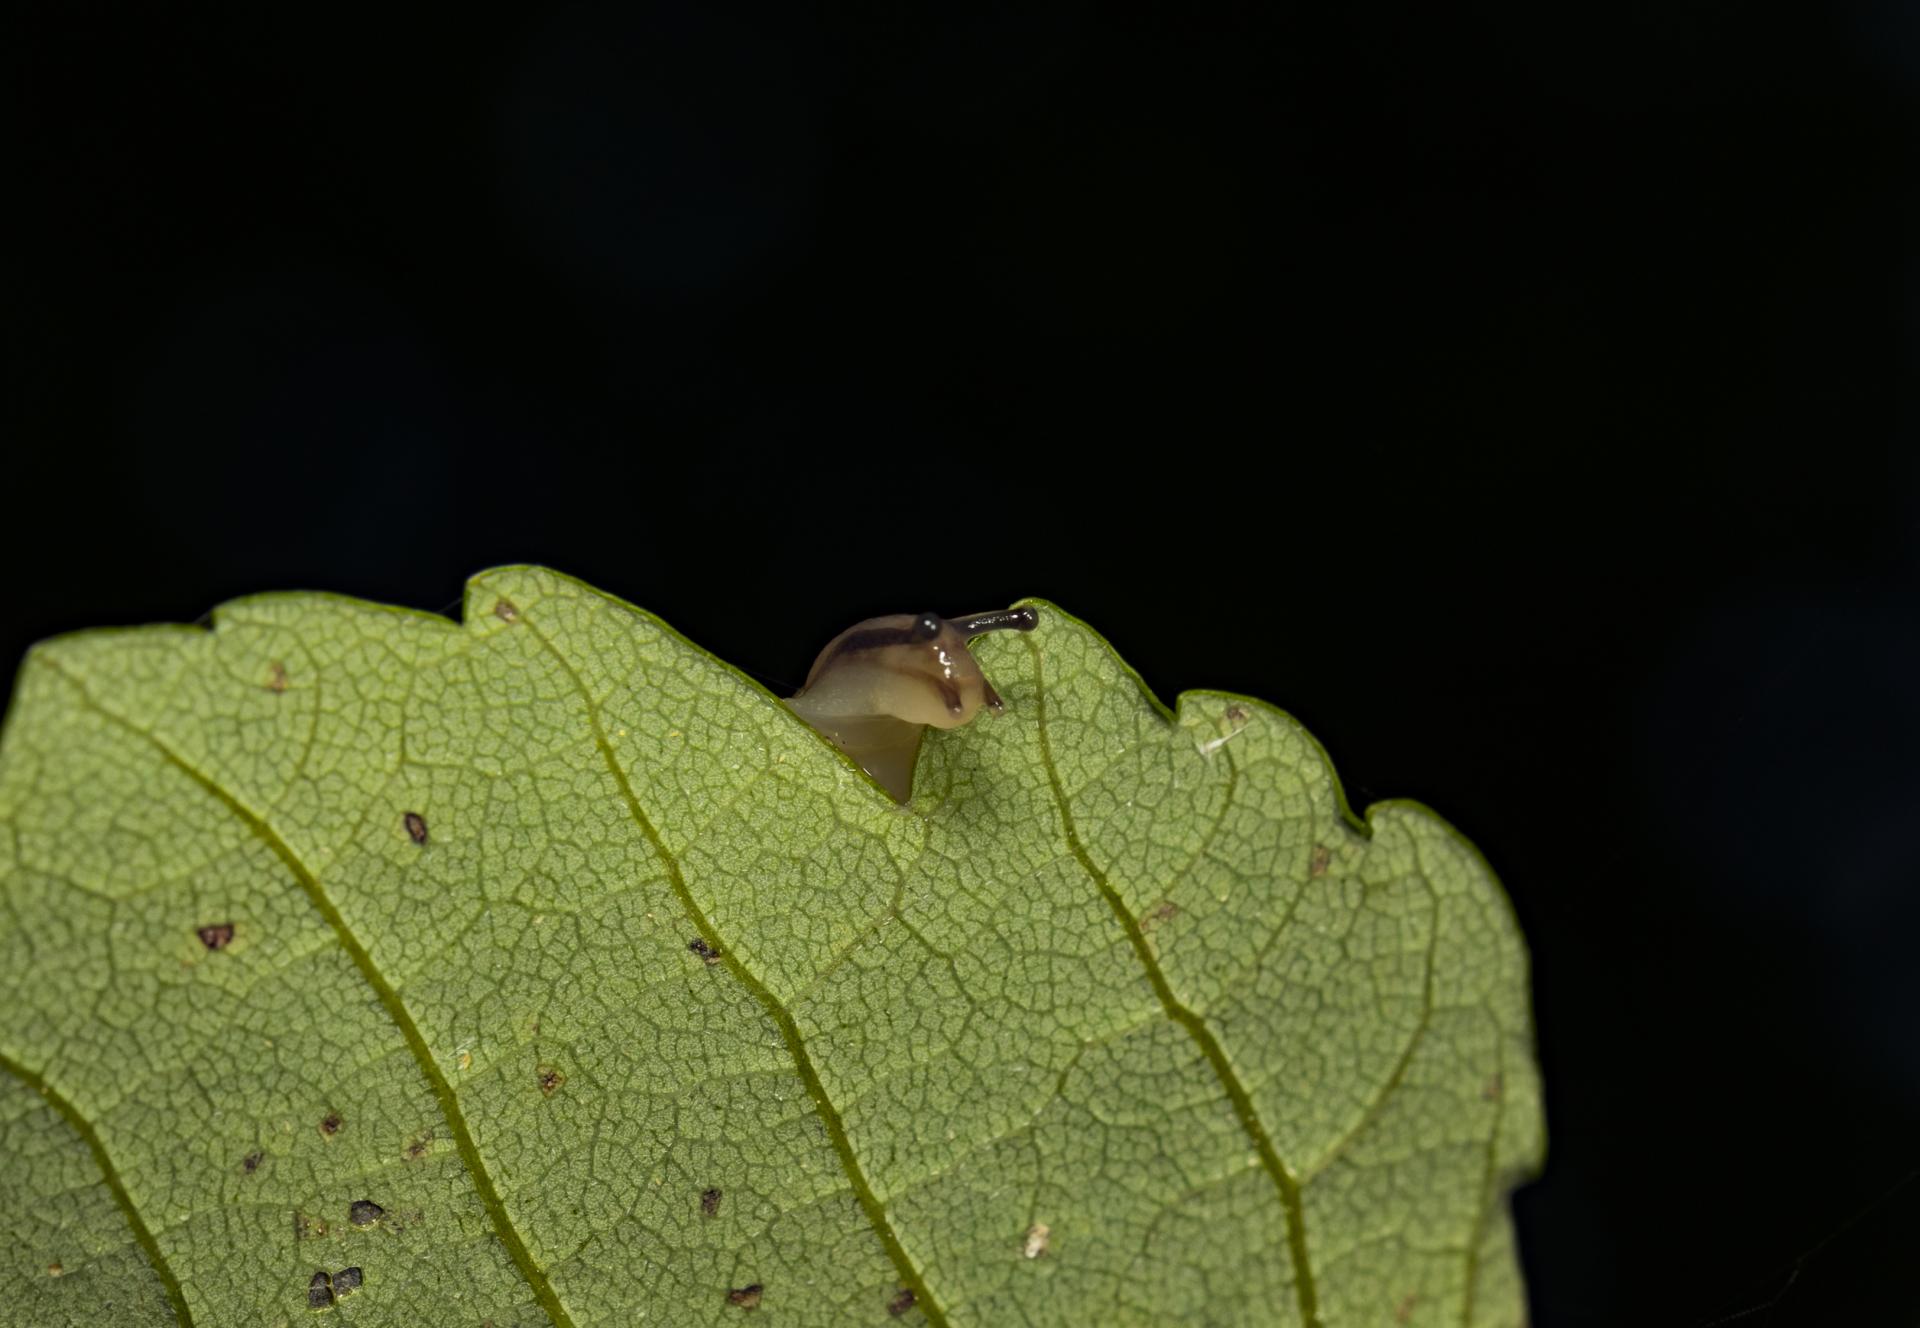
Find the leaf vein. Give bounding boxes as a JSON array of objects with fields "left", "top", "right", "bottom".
[
  {"left": 520, "top": 615, "right": 952, "bottom": 1328},
  {"left": 0, "top": 1049, "right": 194, "bottom": 1326},
  {"left": 35, "top": 656, "right": 577, "bottom": 1328},
  {"left": 1298, "top": 882, "right": 1441, "bottom": 1183},
  {"left": 1027, "top": 637, "right": 1325, "bottom": 1328}
]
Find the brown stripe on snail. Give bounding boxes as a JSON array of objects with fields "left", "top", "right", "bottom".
[{"left": 787, "top": 607, "right": 1039, "bottom": 801}]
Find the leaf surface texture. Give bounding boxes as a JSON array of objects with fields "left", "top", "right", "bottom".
[{"left": 0, "top": 568, "right": 1542, "bottom": 1326}]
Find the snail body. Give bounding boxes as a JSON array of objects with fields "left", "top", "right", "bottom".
[{"left": 787, "top": 607, "right": 1039, "bottom": 801}]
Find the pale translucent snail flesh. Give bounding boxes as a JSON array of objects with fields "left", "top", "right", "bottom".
[{"left": 787, "top": 607, "right": 1040, "bottom": 801}]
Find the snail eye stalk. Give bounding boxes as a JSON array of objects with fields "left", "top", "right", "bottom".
[{"left": 951, "top": 607, "right": 1039, "bottom": 640}]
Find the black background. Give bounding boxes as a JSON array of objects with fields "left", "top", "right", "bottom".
[{"left": 9, "top": 4, "right": 1917, "bottom": 1324}]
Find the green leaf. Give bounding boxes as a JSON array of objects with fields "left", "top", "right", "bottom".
[{"left": 0, "top": 567, "right": 1542, "bottom": 1327}]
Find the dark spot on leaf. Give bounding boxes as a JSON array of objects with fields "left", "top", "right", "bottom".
[
  {"left": 1395, "top": 1292, "right": 1417, "bottom": 1323},
  {"left": 267, "top": 661, "right": 289, "bottom": 693},
  {"left": 700, "top": 1187, "right": 722, "bottom": 1217},
  {"left": 688, "top": 937, "right": 722, "bottom": 965},
  {"left": 404, "top": 812, "right": 429, "bottom": 845},
  {"left": 1224, "top": 703, "right": 1249, "bottom": 725},
  {"left": 348, "top": 1199, "right": 384, "bottom": 1228},
  {"left": 727, "top": 1284, "right": 764, "bottom": 1309},
  {"left": 888, "top": 1287, "right": 917, "bottom": 1316},
  {"left": 333, "top": 1267, "right": 363, "bottom": 1297},
  {"left": 493, "top": 598, "right": 519, "bottom": 623},
  {"left": 308, "top": 1270, "right": 334, "bottom": 1310},
  {"left": 241, "top": 1150, "right": 263, "bottom": 1174},
  {"left": 318, "top": 1112, "right": 343, "bottom": 1139},
  {"left": 1309, "top": 844, "right": 1331, "bottom": 877},
  {"left": 537, "top": 1065, "right": 565, "bottom": 1097},
  {"left": 46, "top": 1262, "right": 64, "bottom": 1277},
  {"left": 1142, "top": 900, "right": 1178, "bottom": 930},
  {"left": 404, "top": 1132, "right": 432, "bottom": 1161},
  {"left": 196, "top": 922, "right": 234, "bottom": 951},
  {"left": 294, "top": 1211, "right": 328, "bottom": 1240},
  {"left": 1483, "top": 1073, "right": 1503, "bottom": 1102}
]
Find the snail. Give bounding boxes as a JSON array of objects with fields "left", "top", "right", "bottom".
[{"left": 787, "top": 607, "right": 1040, "bottom": 802}]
